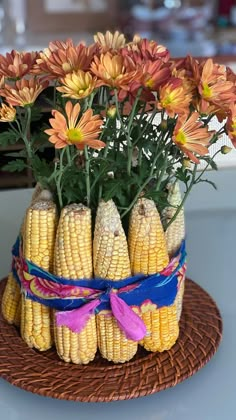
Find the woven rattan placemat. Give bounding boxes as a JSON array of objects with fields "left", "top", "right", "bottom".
[{"left": 0, "top": 278, "right": 222, "bottom": 402}]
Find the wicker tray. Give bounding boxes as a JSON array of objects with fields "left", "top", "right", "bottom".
[{"left": 0, "top": 277, "right": 222, "bottom": 402}]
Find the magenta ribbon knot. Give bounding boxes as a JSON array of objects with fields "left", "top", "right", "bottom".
[{"left": 55, "top": 291, "right": 147, "bottom": 341}]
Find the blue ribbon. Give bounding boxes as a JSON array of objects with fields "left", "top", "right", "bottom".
[{"left": 11, "top": 236, "right": 187, "bottom": 312}]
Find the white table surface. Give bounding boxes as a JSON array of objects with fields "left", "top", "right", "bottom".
[{"left": 0, "top": 168, "right": 236, "bottom": 420}]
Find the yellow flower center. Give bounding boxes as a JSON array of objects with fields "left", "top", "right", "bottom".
[
  {"left": 67, "top": 128, "right": 83, "bottom": 143},
  {"left": 162, "top": 94, "right": 172, "bottom": 106},
  {"left": 145, "top": 78, "right": 154, "bottom": 89},
  {"left": 202, "top": 83, "right": 212, "bottom": 99},
  {"left": 232, "top": 119, "right": 236, "bottom": 129},
  {"left": 176, "top": 130, "right": 187, "bottom": 145}
]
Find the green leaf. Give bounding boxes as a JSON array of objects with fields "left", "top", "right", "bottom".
[
  {"left": 197, "top": 179, "right": 217, "bottom": 190},
  {"left": 1, "top": 159, "right": 27, "bottom": 172},
  {"left": 5, "top": 150, "right": 27, "bottom": 158},
  {"left": 0, "top": 129, "right": 21, "bottom": 148},
  {"left": 201, "top": 156, "right": 218, "bottom": 171},
  {"left": 30, "top": 107, "right": 43, "bottom": 122}
]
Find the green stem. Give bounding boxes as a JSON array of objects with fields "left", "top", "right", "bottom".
[
  {"left": 127, "top": 88, "right": 142, "bottom": 133},
  {"left": 96, "top": 139, "right": 110, "bottom": 201},
  {"left": 22, "top": 107, "right": 33, "bottom": 161},
  {"left": 195, "top": 150, "right": 220, "bottom": 183},
  {"left": 84, "top": 146, "right": 91, "bottom": 207},
  {"left": 53, "top": 80, "right": 57, "bottom": 107},
  {"left": 56, "top": 148, "right": 66, "bottom": 210},
  {"left": 133, "top": 108, "right": 157, "bottom": 146},
  {"left": 66, "top": 146, "right": 72, "bottom": 166},
  {"left": 165, "top": 164, "right": 197, "bottom": 229},
  {"left": 87, "top": 91, "right": 95, "bottom": 109},
  {"left": 121, "top": 144, "right": 165, "bottom": 218},
  {"left": 9, "top": 122, "right": 20, "bottom": 136},
  {"left": 155, "top": 155, "right": 169, "bottom": 192}
]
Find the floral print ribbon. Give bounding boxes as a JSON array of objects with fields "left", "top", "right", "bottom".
[{"left": 11, "top": 237, "right": 186, "bottom": 340}]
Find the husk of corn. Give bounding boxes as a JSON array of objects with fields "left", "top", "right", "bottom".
[
  {"left": 129, "top": 198, "right": 179, "bottom": 352},
  {"left": 21, "top": 200, "right": 57, "bottom": 351},
  {"left": 94, "top": 200, "right": 137, "bottom": 363},
  {"left": 163, "top": 182, "right": 185, "bottom": 321},
  {"left": 53, "top": 204, "right": 97, "bottom": 364}
]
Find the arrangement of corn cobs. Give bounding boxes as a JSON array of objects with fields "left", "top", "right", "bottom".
[{"left": 2, "top": 181, "right": 185, "bottom": 364}]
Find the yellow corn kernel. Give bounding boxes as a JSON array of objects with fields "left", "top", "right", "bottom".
[
  {"left": 96, "top": 311, "right": 137, "bottom": 363},
  {"left": 54, "top": 204, "right": 92, "bottom": 279},
  {"left": 163, "top": 181, "right": 185, "bottom": 320},
  {"left": 1, "top": 272, "right": 21, "bottom": 326},
  {"left": 129, "top": 198, "right": 179, "bottom": 352},
  {"left": 53, "top": 204, "right": 97, "bottom": 365},
  {"left": 128, "top": 198, "right": 169, "bottom": 275},
  {"left": 139, "top": 305, "right": 179, "bottom": 352},
  {"left": 21, "top": 200, "right": 57, "bottom": 351},
  {"left": 94, "top": 200, "right": 137, "bottom": 363}
]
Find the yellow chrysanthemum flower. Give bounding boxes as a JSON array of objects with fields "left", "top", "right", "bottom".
[
  {"left": 0, "top": 103, "right": 16, "bottom": 122},
  {"left": 57, "top": 70, "right": 97, "bottom": 99}
]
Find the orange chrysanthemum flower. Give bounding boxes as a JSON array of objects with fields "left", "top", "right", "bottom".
[
  {"left": 44, "top": 101, "right": 105, "bottom": 150},
  {"left": 226, "top": 103, "right": 236, "bottom": 147},
  {"left": 0, "top": 78, "right": 49, "bottom": 107},
  {"left": 172, "top": 67, "right": 196, "bottom": 96},
  {"left": 157, "top": 78, "right": 192, "bottom": 117},
  {"left": 2, "top": 78, "right": 48, "bottom": 107},
  {"left": 140, "top": 60, "right": 171, "bottom": 91},
  {"left": 198, "top": 59, "right": 236, "bottom": 106},
  {"left": 57, "top": 70, "right": 97, "bottom": 99},
  {"left": 172, "top": 112, "right": 214, "bottom": 163},
  {"left": 94, "top": 30, "right": 126, "bottom": 52},
  {"left": 34, "top": 40, "right": 96, "bottom": 79},
  {"left": 0, "top": 50, "right": 39, "bottom": 79},
  {"left": 90, "top": 52, "right": 138, "bottom": 90},
  {"left": 130, "top": 38, "right": 170, "bottom": 63},
  {"left": 0, "top": 75, "right": 4, "bottom": 88},
  {"left": 195, "top": 97, "right": 227, "bottom": 122},
  {"left": 0, "top": 103, "right": 16, "bottom": 122}
]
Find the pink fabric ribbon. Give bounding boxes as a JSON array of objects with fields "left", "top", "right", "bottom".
[
  {"left": 55, "top": 293, "right": 147, "bottom": 341},
  {"left": 110, "top": 293, "right": 147, "bottom": 341},
  {"left": 56, "top": 298, "right": 100, "bottom": 333}
]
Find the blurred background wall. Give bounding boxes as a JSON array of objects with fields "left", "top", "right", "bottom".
[{"left": 0, "top": 0, "right": 236, "bottom": 57}]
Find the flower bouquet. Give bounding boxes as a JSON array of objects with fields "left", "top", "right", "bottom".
[{"left": 0, "top": 31, "right": 235, "bottom": 365}]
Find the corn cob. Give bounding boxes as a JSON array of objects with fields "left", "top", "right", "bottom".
[
  {"left": 163, "top": 182, "right": 185, "bottom": 321},
  {"left": 129, "top": 198, "right": 179, "bottom": 352},
  {"left": 94, "top": 200, "right": 137, "bottom": 363},
  {"left": 163, "top": 181, "right": 185, "bottom": 258},
  {"left": 1, "top": 272, "right": 21, "bottom": 326},
  {"left": 53, "top": 204, "right": 97, "bottom": 364},
  {"left": 1, "top": 212, "right": 26, "bottom": 326},
  {"left": 1, "top": 184, "right": 54, "bottom": 327},
  {"left": 21, "top": 200, "right": 57, "bottom": 351},
  {"left": 129, "top": 198, "right": 169, "bottom": 275}
]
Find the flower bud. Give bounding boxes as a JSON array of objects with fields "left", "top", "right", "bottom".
[
  {"left": 221, "top": 145, "right": 232, "bottom": 154},
  {"left": 159, "top": 119, "right": 168, "bottom": 130},
  {"left": 182, "top": 158, "right": 191, "bottom": 168},
  {"left": 107, "top": 105, "right": 116, "bottom": 119}
]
